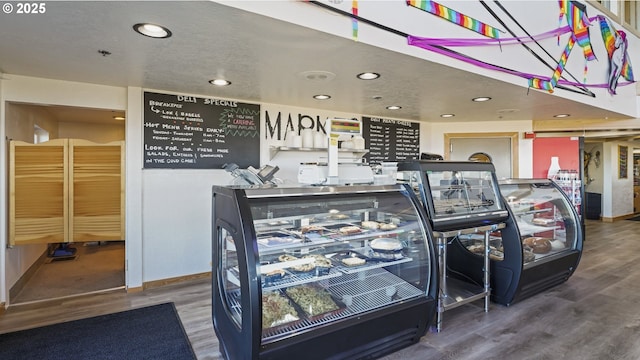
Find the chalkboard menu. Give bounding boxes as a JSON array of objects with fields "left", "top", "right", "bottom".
[
  {"left": 143, "top": 92, "right": 260, "bottom": 169},
  {"left": 362, "top": 117, "right": 420, "bottom": 164}
]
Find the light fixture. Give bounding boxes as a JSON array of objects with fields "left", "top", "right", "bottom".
[
  {"left": 133, "top": 23, "right": 172, "bottom": 38},
  {"left": 440, "top": 114, "right": 455, "bottom": 118},
  {"left": 357, "top": 72, "right": 380, "bottom": 80},
  {"left": 313, "top": 94, "right": 331, "bottom": 100},
  {"left": 113, "top": 116, "right": 125, "bottom": 121},
  {"left": 472, "top": 97, "right": 492, "bottom": 102},
  {"left": 553, "top": 114, "right": 570, "bottom": 118},
  {"left": 386, "top": 105, "right": 402, "bottom": 110},
  {"left": 209, "top": 79, "right": 231, "bottom": 86}
]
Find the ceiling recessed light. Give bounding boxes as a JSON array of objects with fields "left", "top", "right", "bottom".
[
  {"left": 209, "top": 79, "right": 231, "bottom": 86},
  {"left": 472, "top": 97, "right": 492, "bottom": 102},
  {"left": 133, "top": 23, "right": 172, "bottom": 38},
  {"left": 553, "top": 114, "right": 570, "bottom": 118},
  {"left": 386, "top": 105, "right": 402, "bottom": 110},
  {"left": 440, "top": 114, "right": 455, "bottom": 118},
  {"left": 357, "top": 72, "right": 380, "bottom": 80},
  {"left": 313, "top": 94, "right": 331, "bottom": 100},
  {"left": 113, "top": 116, "right": 125, "bottom": 121}
]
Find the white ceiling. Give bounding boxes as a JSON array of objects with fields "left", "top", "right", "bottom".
[{"left": 0, "top": 1, "right": 634, "bottom": 125}]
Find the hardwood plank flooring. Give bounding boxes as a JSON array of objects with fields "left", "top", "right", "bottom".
[{"left": 2, "top": 220, "right": 639, "bottom": 359}]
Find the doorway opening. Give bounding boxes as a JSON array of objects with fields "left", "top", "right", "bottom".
[{"left": 5, "top": 103, "right": 126, "bottom": 305}]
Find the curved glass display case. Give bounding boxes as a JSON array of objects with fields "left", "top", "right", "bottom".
[
  {"left": 212, "top": 184, "right": 438, "bottom": 360},
  {"left": 498, "top": 179, "right": 583, "bottom": 304}
]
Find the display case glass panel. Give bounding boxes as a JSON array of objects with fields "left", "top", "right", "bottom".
[
  {"left": 425, "top": 169, "right": 502, "bottom": 218},
  {"left": 220, "top": 186, "right": 433, "bottom": 345},
  {"left": 499, "top": 180, "right": 579, "bottom": 266},
  {"left": 219, "top": 226, "right": 242, "bottom": 328}
]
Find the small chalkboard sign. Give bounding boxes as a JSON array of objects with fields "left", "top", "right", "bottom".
[
  {"left": 143, "top": 92, "right": 260, "bottom": 169},
  {"left": 362, "top": 117, "right": 420, "bottom": 164}
]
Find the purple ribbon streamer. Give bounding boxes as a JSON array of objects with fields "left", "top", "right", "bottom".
[{"left": 407, "top": 18, "right": 634, "bottom": 89}]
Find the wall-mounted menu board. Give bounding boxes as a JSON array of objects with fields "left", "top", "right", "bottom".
[
  {"left": 362, "top": 117, "right": 420, "bottom": 164},
  {"left": 143, "top": 92, "right": 260, "bottom": 169}
]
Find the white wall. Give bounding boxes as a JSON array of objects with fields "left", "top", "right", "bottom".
[{"left": 58, "top": 121, "right": 124, "bottom": 143}]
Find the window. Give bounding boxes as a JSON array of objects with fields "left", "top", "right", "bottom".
[{"left": 624, "top": 0, "right": 639, "bottom": 30}]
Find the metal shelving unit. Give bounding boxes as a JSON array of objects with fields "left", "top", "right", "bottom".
[{"left": 432, "top": 222, "right": 505, "bottom": 332}]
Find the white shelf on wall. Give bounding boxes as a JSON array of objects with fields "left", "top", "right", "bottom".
[{"left": 269, "top": 146, "right": 368, "bottom": 160}]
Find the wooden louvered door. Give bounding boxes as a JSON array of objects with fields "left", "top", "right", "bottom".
[
  {"left": 9, "top": 139, "right": 124, "bottom": 245},
  {"left": 69, "top": 139, "right": 124, "bottom": 242},
  {"left": 9, "top": 139, "right": 69, "bottom": 245}
]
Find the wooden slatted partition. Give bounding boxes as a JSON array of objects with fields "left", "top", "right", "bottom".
[
  {"left": 69, "top": 139, "right": 124, "bottom": 242},
  {"left": 9, "top": 139, "right": 69, "bottom": 245}
]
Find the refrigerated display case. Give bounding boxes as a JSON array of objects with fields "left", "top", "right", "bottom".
[
  {"left": 212, "top": 184, "right": 438, "bottom": 360},
  {"left": 396, "top": 161, "right": 508, "bottom": 231},
  {"left": 396, "top": 161, "right": 510, "bottom": 329},
  {"left": 498, "top": 179, "right": 583, "bottom": 304}
]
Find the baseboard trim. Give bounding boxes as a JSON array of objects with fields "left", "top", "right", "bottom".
[
  {"left": 126, "top": 286, "right": 143, "bottom": 293},
  {"left": 143, "top": 272, "right": 212, "bottom": 290},
  {"left": 602, "top": 213, "right": 635, "bottom": 222},
  {"left": 0, "top": 302, "right": 6, "bottom": 314},
  {"left": 9, "top": 248, "right": 49, "bottom": 301}
]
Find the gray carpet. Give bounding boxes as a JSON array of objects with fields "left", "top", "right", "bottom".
[
  {"left": 0, "top": 303, "right": 197, "bottom": 360},
  {"left": 12, "top": 241, "right": 125, "bottom": 303}
]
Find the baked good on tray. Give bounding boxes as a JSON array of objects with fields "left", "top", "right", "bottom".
[
  {"left": 339, "top": 225, "right": 361, "bottom": 234},
  {"left": 285, "top": 285, "right": 339, "bottom": 317},
  {"left": 361, "top": 221, "right": 379, "bottom": 230},
  {"left": 379, "top": 223, "right": 397, "bottom": 230},
  {"left": 522, "top": 237, "right": 552, "bottom": 254},
  {"left": 303, "top": 254, "right": 332, "bottom": 268},
  {"left": 532, "top": 217, "right": 555, "bottom": 226},
  {"left": 278, "top": 254, "right": 316, "bottom": 272},
  {"left": 301, "top": 225, "right": 324, "bottom": 234},
  {"left": 341, "top": 257, "right": 366, "bottom": 267},
  {"left": 262, "top": 291, "right": 299, "bottom": 329}
]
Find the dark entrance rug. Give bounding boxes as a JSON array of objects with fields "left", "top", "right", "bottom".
[
  {"left": 0, "top": 303, "right": 196, "bottom": 360},
  {"left": 627, "top": 215, "right": 640, "bottom": 221}
]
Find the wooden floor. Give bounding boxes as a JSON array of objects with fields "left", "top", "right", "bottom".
[{"left": 2, "top": 219, "right": 639, "bottom": 360}]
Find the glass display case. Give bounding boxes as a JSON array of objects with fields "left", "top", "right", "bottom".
[
  {"left": 397, "top": 161, "right": 508, "bottom": 231},
  {"left": 498, "top": 179, "right": 583, "bottom": 304},
  {"left": 212, "top": 184, "right": 438, "bottom": 360}
]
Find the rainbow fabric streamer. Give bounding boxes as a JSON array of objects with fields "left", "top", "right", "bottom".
[
  {"left": 529, "top": 0, "right": 595, "bottom": 92},
  {"left": 528, "top": 36, "right": 576, "bottom": 92},
  {"left": 558, "top": 0, "right": 595, "bottom": 61},
  {"left": 406, "top": 0, "right": 500, "bottom": 39},
  {"left": 352, "top": 1, "right": 358, "bottom": 41}
]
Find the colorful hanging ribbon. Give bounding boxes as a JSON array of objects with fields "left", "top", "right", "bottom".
[
  {"left": 529, "top": 0, "right": 596, "bottom": 92},
  {"left": 352, "top": 1, "right": 358, "bottom": 41},
  {"left": 406, "top": 0, "right": 501, "bottom": 39}
]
